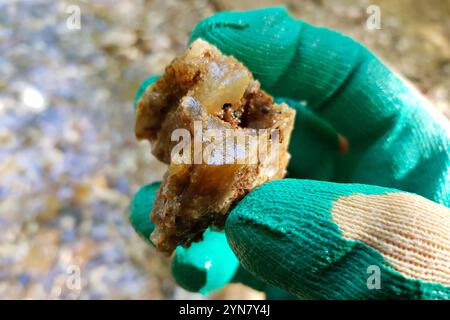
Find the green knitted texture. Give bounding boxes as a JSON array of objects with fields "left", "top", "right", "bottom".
[
  {"left": 130, "top": 7, "right": 450, "bottom": 299},
  {"left": 189, "top": 7, "right": 450, "bottom": 204},
  {"left": 227, "top": 179, "right": 450, "bottom": 299}
]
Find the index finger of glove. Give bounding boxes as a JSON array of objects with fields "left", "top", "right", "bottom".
[{"left": 190, "top": 7, "right": 450, "bottom": 204}]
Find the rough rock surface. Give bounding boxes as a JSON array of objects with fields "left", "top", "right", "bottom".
[{"left": 136, "top": 39, "right": 295, "bottom": 254}]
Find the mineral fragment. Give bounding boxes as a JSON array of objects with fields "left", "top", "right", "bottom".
[{"left": 135, "top": 39, "right": 295, "bottom": 254}]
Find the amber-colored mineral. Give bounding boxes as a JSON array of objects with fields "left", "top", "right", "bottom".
[{"left": 135, "top": 39, "right": 295, "bottom": 254}]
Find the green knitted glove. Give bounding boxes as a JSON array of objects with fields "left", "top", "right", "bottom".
[{"left": 130, "top": 7, "right": 450, "bottom": 299}]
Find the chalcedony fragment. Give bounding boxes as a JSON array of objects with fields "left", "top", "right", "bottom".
[{"left": 135, "top": 39, "right": 295, "bottom": 254}]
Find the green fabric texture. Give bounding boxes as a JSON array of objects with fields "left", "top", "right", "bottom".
[
  {"left": 231, "top": 266, "right": 298, "bottom": 299},
  {"left": 226, "top": 179, "right": 450, "bottom": 299},
  {"left": 276, "top": 98, "right": 344, "bottom": 180},
  {"left": 130, "top": 7, "right": 450, "bottom": 299},
  {"left": 189, "top": 7, "right": 450, "bottom": 206}
]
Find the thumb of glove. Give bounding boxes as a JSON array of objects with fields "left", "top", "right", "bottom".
[{"left": 225, "top": 179, "right": 450, "bottom": 299}]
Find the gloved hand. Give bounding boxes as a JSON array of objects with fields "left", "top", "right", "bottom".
[{"left": 130, "top": 7, "right": 450, "bottom": 299}]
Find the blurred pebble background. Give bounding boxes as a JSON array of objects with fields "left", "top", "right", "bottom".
[{"left": 0, "top": 0, "right": 449, "bottom": 299}]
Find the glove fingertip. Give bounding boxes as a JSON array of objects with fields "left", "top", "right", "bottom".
[
  {"left": 134, "top": 75, "right": 160, "bottom": 110},
  {"left": 172, "top": 230, "right": 239, "bottom": 295},
  {"left": 129, "top": 182, "right": 160, "bottom": 246}
]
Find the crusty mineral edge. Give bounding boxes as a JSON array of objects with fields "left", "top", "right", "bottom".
[{"left": 135, "top": 39, "right": 296, "bottom": 254}]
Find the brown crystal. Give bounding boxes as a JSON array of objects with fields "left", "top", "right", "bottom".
[{"left": 135, "top": 39, "right": 295, "bottom": 254}]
